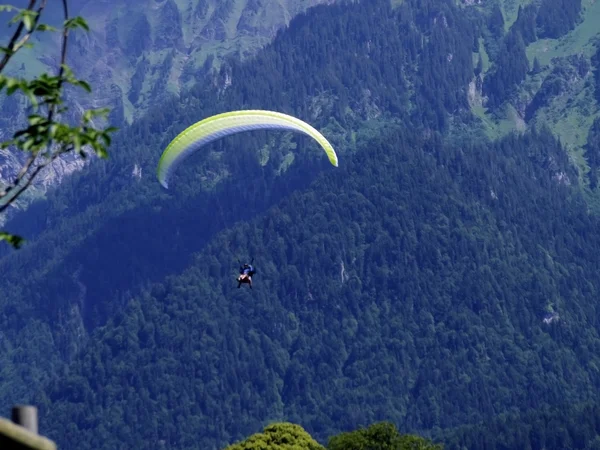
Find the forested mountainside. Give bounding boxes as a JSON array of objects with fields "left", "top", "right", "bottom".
[
  {"left": 34, "top": 124, "right": 600, "bottom": 450},
  {"left": 473, "top": 0, "right": 600, "bottom": 188},
  {"left": 439, "top": 400, "right": 600, "bottom": 449},
  {"left": 0, "top": 0, "right": 600, "bottom": 448},
  {"left": 0, "top": 0, "right": 479, "bottom": 406}
]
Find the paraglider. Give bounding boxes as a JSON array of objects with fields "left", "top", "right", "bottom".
[
  {"left": 156, "top": 109, "right": 339, "bottom": 188},
  {"left": 237, "top": 258, "right": 256, "bottom": 289}
]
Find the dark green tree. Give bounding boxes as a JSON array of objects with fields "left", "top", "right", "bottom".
[
  {"left": 328, "top": 422, "right": 442, "bottom": 450},
  {"left": 226, "top": 423, "right": 325, "bottom": 450}
]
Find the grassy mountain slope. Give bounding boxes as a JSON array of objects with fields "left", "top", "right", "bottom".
[
  {"left": 1, "top": 0, "right": 332, "bottom": 125},
  {"left": 472, "top": 0, "right": 600, "bottom": 185}
]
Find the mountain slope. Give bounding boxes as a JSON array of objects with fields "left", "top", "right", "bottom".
[
  {"left": 439, "top": 399, "right": 600, "bottom": 449},
  {"left": 1, "top": 0, "right": 333, "bottom": 124},
  {"left": 34, "top": 124, "right": 600, "bottom": 450},
  {"left": 473, "top": 0, "right": 600, "bottom": 191},
  {"left": 0, "top": 0, "right": 478, "bottom": 408}
]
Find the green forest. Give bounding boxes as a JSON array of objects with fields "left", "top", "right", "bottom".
[{"left": 1, "top": 0, "right": 600, "bottom": 448}]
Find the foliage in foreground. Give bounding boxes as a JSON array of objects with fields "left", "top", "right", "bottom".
[
  {"left": 0, "top": 1, "right": 116, "bottom": 247},
  {"left": 225, "top": 422, "right": 440, "bottom": 450},
  {"left": 328, "top": 422, "right": 441, "bottom": 450},
  {"left": 225, "top": 422, "right": 325, "bottom": 450}
]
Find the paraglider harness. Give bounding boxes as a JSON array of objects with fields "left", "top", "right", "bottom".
[{"left": 237, "top": 258, "right": 255, "bottom": 289}]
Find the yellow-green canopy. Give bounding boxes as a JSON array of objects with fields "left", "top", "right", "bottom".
[{"left": 157, "top": 110, "right": 338, "bottom": 188}]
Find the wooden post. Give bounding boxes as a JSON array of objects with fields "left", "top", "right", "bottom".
[
  {"left": 0, "top": 404, "right": 55, "bottom": 449},
  {"left": 11, "top": 405, "right": 38, "bottom": 434}
]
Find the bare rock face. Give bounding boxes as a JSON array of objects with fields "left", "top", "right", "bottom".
[
  {"left": 201, "top": 0, "right": 235, "bottom": 41},
  {"left": 0, "top": 147, "right": 89, "bottom": 226},
  {"left": 237, "top": 0, "right": 287, "bottom": 37},
  {"left": 0, "top": 149, "right": 23, "bottom": 189}
]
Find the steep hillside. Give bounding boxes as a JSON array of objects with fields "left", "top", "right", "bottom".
[
  {"left": 439, "top": 400, "right": 600, "bottom": 449},
  {"left": 3, "top": 0, "right": 600, "bottom": 219},
  {"left": 34, "top": 124, "right": 600, "bottom": 450},
  {"left": 472, "top": 0, "right": 600, "bottom": 191},
  {"left": 1, "top": 0, "right": 333, "bottom": 124},
  {"left": 0, "top": 0, "right": 478, "bottom": 408}
]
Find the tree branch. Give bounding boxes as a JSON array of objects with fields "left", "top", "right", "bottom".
[
  {"left": 0, "top": 0, "right": 69, "bottom": 204},
  {"left": 0, "top": 0, "right": 116, "bottom": 248},
  {"left": 49, "top": 0, "right": 69, "bottom": 125},
  {"left": 10, "top": 0, "right": 47, "bottom": 55},
  {"left": 0, "top": 0, "right": 43, "bottom": 72}
]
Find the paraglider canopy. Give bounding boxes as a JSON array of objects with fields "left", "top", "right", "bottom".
[{"left": 156, "top": 109, "right": 339, "bottom": 188}]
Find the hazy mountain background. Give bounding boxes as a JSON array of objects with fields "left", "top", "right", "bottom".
[
  {"left": 0, "top": 0, "right": 333, "bottom": 223},
  {"left": 1, "top": 0, "right": 600, "bottom": 448}
]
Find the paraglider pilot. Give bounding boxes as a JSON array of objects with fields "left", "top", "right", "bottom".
[{"left": 237, "top": 258, "right": 255, "bottom": 289}]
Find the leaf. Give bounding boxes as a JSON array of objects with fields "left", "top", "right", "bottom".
[
  {"left": 22, "top": 12, "right": 33, "bottom": 31},
  {"left": 64, "top": 16, "right": 89, "bottom": 32},
  {"left": 23, "top": 89, "right": 38, "bottom": 107},
  {"left": 0, "top": 231, "right": 25, "bottom": 249},
  {"left": 72, "top": 133, "right": 81, "bottom": 153},
  {"left": 14, "top": 9, "right": 38, "bottom": 31},
  {"left": 101, "top": 134, "right": 111, "bottom": 147},
  {"left": 74, "top": 79, "right": 91, "bottom": 93},
  {"left": 60, "top": 63, "right": 75, "bottom": 79},
  {"left": 5, "top": 77, "right": 21, "bottom": 95},
  {"left": 8, "top": 11, "right": 23, "bottom": 25},
  {"left": 21, "top": 136, "right": 36, "bottom": 151},
  {"left": 96, "top": 146, "right": 108, "bottom": 159},
  {"left": 27, "top": 114, "right": 46, "bottom": 126},
  {"left": 36, "top": 24, "right": 57, "bottom": 32}
]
